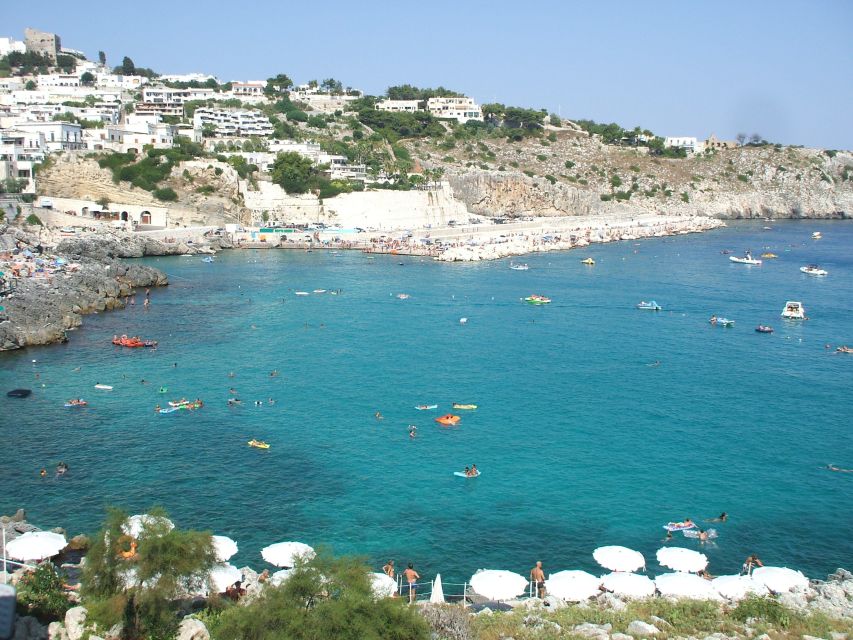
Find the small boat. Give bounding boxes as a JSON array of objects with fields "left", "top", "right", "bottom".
[
  {"left": 313, "top": 289, "right": 327, "bottom": 294},
  {"left": 396, "top": 293, "right": 410, "bottom": 300},
  {"left": 781, "top": 300, "right": 806, "bottom": 320},
  {"left": 761, "top": 253, "right": 778, "bottom": 259},
  {"left": 415, "top": 404, "right": 438, "bottom": 410},
  {"left": 509, "top": 263, "right": 529, "bottom": 271},
  {"left": 459, "top": 317, "right": 468, "bottom": 325},
  {"left": 524, "top": 295, "right": 551, "bottom": 305},
  {"left": 64, "top": 399, "right": 88, "bottom": 407},
  {"left": 800, "top": 265, "right": 828, "bottom": 276},
  {"left": 709, "top": 316, "right": 734, "bottom": 327},
  {"left": 6, "top": 388, "right": 32, "bottom": 398},
  {"left": 201, "top": 256, "right": 214, "bottom": 263},
  {"left": 435, "top": 414, "right": 461, "bottom": 426},
  {"left": 94, "top": 384, "right": 113, "bottom": 390},
  {"left": 581, "top": 257, "right": 595, "bottom": 265},
  {"left": 453, "top": 470, "right": 481, "bottom": 478},
  {"left": 294, "top": 291, "right": 309, "bottom": 296},
  {"left": 111, "top": 335, "right": 157, "bottom": 348},
  {"left": 636, "top": 301, "right": 662, "bottom": 311},
  {"left": 730, "top": 253, "right": 762, "bottom": 265},
  {"left": 452, "top": 403, "right": 478, "bottom": 410},
  {"left": 763, "top": 226, "right": 772, "bottom": 230},
  {"left": 248, "top": 439, "right": 270, "bottom": 449},
  {"left": 812, "top": 232, "right": 822, "bottom": 239},
  {"left": 755, "top": 325, "right": 774, "bottom": 334}
]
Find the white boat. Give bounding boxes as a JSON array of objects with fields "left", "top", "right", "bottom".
[
  {"left": 294, "top": 291, "right": 309, "bottom": 296},
  {"left": 636, "top": 301, "right": 662, "bottom": 311},
  {"left": 509, "top": 263, "right": 529, "bottom": 271},
  {"left": 812, "top": 232, "right": 822, "bottom": 239},
  {"left": 709, "top": 316, "right": 734, "bottom": 327},
  {"left": 781, "top": 301, "right": 806, "bottom": 320},
  {"left": 730, "top": 253, "right": 762, "bottom": 265},
  {"left": 94, "top": 384, "right": 113, "bottom": 390},
  {"left": 800, "top": 265, "right": 828, "bottom": 276}
]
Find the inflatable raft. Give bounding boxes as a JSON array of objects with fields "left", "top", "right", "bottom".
[{"left": 435, "top": 414, "right": 461, "bottom": 426}]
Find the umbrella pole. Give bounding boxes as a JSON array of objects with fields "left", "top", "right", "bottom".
[{"left": 1, "top": 528, "right": 5, "bottom": 584}]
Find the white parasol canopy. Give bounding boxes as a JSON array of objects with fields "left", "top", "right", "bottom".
[
  {"left": 122, "top": 514, "right": 174, "bottom": 538},
  {"left": 593, "top": 546, "right": 646, "bottom": 573},
  {"left": 600, "top": 572, "right": 655, "bottom": 598},
  {"left": 370, "top": 572, "right": 398, "bottom": 598},
  {"left": 712, "top": 575, "right": 769, "bottom": 600},
  {"left": 212, "top": 535, "right": 238, "bottom": 562},
  {"left": 270, "top": 569, "right": 293, "bottom": 586},
  {"left": 655, "top": 572, "right": 721, "bottom": 600},
  {"left": 751, "top": 567, "right": 809, "bottom": 593},
  {"left": 469, "top": 569, "right": 529, "bottom": 601},
  {"left": 209, "top": 563, "right": 242, "bottom": 593},
  {"left": 545, "top": 570, "right": 602, "bottom": 602},
  {"left": 430, "top": 573, "right": 445, "bottom": 603},
  {"left": 261, "top": 541, "right": 315, "bottom": 568},
  {"left": 4, "top": 531, "right": 67, "bottom": 561},
  {"left": 656, "top": 547, "right": 709, "bottom": 573}
]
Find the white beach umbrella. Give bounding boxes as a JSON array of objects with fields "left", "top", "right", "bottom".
[
  {"left": 208, "top": 563, "right": 242, "bottom": 593},
  {"left": 600, "top": 572, "right": 655, "bottom": 599},
  {"left": 656, "top": 547, "right": 709, "bottom": 573},
  {"left": 122, "top": 514, "right": 174, "bottom": 538},
  {"left": 751, "top": 567, "right": 809, "bottom": 593},
  {"left": 430, "top": 573, "right": 445, "bottom": 604},
  {"left": 545, "top": 570, "right": 602, "bottom": 602},
  {"left": 261, "top": 541, "right": 315, "bottom": 568},
  {"left": 370, "top": 572, "right": 398, "bottom": 598},
  {"left": 712, "top": 575, "right": 769, "bottom": 600},
  {"left": 593, "top": 546, "right": 646, "bottom": 573},
  {"left": 469, "top": 569, "right": 528, "bottom": 601},
  {"left": 212, "top": 535, "right": 238, "bottom": 562},
  {"left": 270, "top": 569, "right": 293, "bottom": 587},
  {"left": 655, "top": 572, "right": 721, "bottom": 600},
  {"left": 4, "top": 531, "right": 67, "bottom": 561}
]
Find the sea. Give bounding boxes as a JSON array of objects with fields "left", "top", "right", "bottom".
[{"left": 1, "top": 220, "right": 852, "bottom": 586}]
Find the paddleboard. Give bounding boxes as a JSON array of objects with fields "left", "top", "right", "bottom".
[
  {"left": 683, "top": 528, "right": 718, "bottom": 539},
  {"left": 158, "top": 407, "right": 179, "bottom": 414},
  {"left": 94, "top": 384, "right": 113, "bottom": 390},
  {"left": 454, "top": 471, "right": 481, "bottom": 478}
]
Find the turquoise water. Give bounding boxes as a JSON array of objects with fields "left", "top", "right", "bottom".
[{"left": 2, "top": 221, "right": 852, "bottom": 585}]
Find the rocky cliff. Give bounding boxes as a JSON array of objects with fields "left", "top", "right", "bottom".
[
  {"left": 0, "top": 225, "right": 170, "bottom": 351},
  {"left": 415, "top": 130, "right": 853, "bottom": 220}
]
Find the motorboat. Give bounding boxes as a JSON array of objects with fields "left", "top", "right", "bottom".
[
  {"left": 636, "top": 301, "right": 662, "bottom": 311},
  {"left": 781, "top": 301, "right": 807, "bottom": 320},
  {"left": 415, "top": 404, "right": 438, "bottom": 410},
  {"left": 6, "top": 388, "right": 32, "bottom": 398},
  {"left": 581, "top": 257, "right": 595, "bottom": 265},
  {"left": 524, "top": 295, "right": 551, "bottom": 305},
  {"left": 755, "top": 325, "right": 774, "bottom": 334},
  {"left": 761, "top": 253, "right": 778, "bottom": 259},
  {"left": 396, "top": 293, "right": 410, "bottom": 299},
  {"left": 730, "top": 252, "right": 762, "bottom": 265},
  {"left": 812, "top": 232, "right": 822, "bottom": 239},
  {"left": 709, "top": 316, "right": 734, "bottom": 327},
  {"left": 294, "top": 291, "right": 310, "bottom": 296},
  {"left": 248, "top": 439, "right": 270, "bottom": 449},
  {"left": 313, "top": 289, "right": 327, "bottom": 294},
  {"left": 800, "top": 265, "right": 828, "bottom": 276},
  {"left": 763, "top": 226, "right": 773, "bottom": 230},
  {"left": 509, "top": 263, "right": 529, "bottom": 271},
  {"left": 452, "top": 403, "right": 478, "bottom": 410}
]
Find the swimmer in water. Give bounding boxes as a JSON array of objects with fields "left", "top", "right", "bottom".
[
  {"left": 375, "top": 411, "right": 383, "bottom": 420},
  {"left": 647, "top": 360, "right": 661, "bottom": 367},
  {"left": 826, "top": 464, "right": 853, "bottom": 473},
  {"left": 270, "top": 370, "right": 279, "bottom": 377},
  {"left": 706, "top": 512, "right": 728, "bottom": 522},
  {"left": 40, "top": 468, "right": 47, "bottom": 477},
  {"left": 408, "top": 425, "right": 417, "bottom": 438},
  {"left": 268, "top": 398, "right": 275, "bottom": 405}
]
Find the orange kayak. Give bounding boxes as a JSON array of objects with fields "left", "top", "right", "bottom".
[{"left": 435, "top": 414, "right": 461, "bottom": 426}]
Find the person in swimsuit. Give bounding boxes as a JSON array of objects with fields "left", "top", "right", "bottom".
[
  {"left": 827, "top": 464, "right": 853, "bottom": 473},
  {"left": 706, "top": 512, "right": 728, "bottom": 522},
  {"left": 741, "top": 554, "right": 763, "bottom": 575},
  {"left": 383, "top": 560, "right": 395, "bottom": 579},
  {"left": 530, "top": 561, "right": 546, "bottom": 598},
  {"left": 403, "top": 563, "right": 419, "bottom": 604}
]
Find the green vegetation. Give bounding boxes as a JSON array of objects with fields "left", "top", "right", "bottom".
[
  {"left": 681, "top": 191, "right": 690, "bottom": 203},
  {"left": 209, "top": 551, "right": 429, "bottom": 640},
  {"left": 536, "top": 154, "right": 547, "bottom": 162},
  {"left": 385, "top": 84, "right": 462, "bottom": 100},
  {"left": 737, "top": 174, "right": 749, "bottom": 183},
  {"left": 112, "top": 55, "right": 157, "bottom": 78},
  {"left": 270, "top": 152, "right": 359, "bottom": 198},
  {"left": 97, "top": 137, "right": 205, "bottom": 192},
  {"left": 153, "top": 187, "right": 178, "bottom": 201},
  {"left": 16, "top": 563, "right": 70, "bottom": 621},
  {"left": 195, "top": 185, "right": 216, "bottom": 195},
  {"left": 0, "top": 50, "right": 53, "bottom": 76},
  {"left": 356, "top": 109, "right": 445, "bottom": 141},
  {"left": 25, "top": 213, "right": 43, "bottom": 226},
  {"left": 610, "top": 175, "right": 623, "bottom": 188},
  {"left": 82, "top": 507, "right": 216, "bottom": 640},
  {"left": 0, "top": 177, "right": 28, "bottom": 194},
  {"left": 482, "top": 104, "right": 544, "bottom": 138}
]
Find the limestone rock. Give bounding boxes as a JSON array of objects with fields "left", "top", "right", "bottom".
[
  {"left": 47, "top": 621, "right": 67, "bottom": 640},
  {"left": 613, "top": 634, "right": 635, "bottom": 640},
  {"left": 64, "top": 606, "right": 87, "bottom": 640},
  {"left": 572, "top": 622, "right": 612, "bottom": 639},
  {"left": 627, "top": 620, "right": 661, "bottom": 636},
  {"left": 176, "top": 618, "right": 210, "bottom": 640},
  {"left": 11, "top": 509, "right": 26, "bottom": 522}
]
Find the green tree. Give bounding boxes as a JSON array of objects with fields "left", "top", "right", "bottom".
[
  {"left": 213, "top": 552, "right": 429, "bottom": 640},
  {"left": 320, "top": 78, "right": 344, "bottom": 94},
  {"left": 25, "top": 213, "right": 43, "bottom": 226},
  {"left": 16, "top": 563, "right": 71, "bottom": 620},
  {"left": 121, "top": 56, "right": 135, "bottom": 75},
  {"left": 25, "top": 80, "right": 37, "bottom": 90},
  {"left": 271, "top": 152, "right": 315, "bottom": 194},
  {"left": 80, "top": 71, "right": 95, "bottom": 85},
  {"left": 98, "top": 50, "right": 106, "bottom": 65},
  {"left": 549, "top": 113, "right": 561, "bottom": 126},
  {"left": 82, "top": 507, "right": 216, "bottom": 640},
  {"left": 265, "top": 73, "right": 293, "bottom": 96}
]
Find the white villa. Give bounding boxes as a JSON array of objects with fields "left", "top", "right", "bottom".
[
  {"left": 426, "top": 96, "right": 483, "bottom": 123},
  {"left": 193, "top": 107, "right": 274, "bottom": 137},
  {"left": 376, "top": 99, "right": 421, "bottom": 113},
  {"left": 13, "top": 121, "right": 84, "bottom": 152},
  {"left": 664, "top": 136, "right": 704, "bottom": 154},
  {"left": 0, "top": 129, "right": 45, "bottom": 193},
  {"left": 85, "top": 114, "right": 175, "bottom": 153}
]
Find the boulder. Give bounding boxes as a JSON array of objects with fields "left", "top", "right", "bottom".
[
  {"left": 572, "top": 622, "right": 611, "bottom": 639},
  {"left": 627, "top": 620, "right": 661, "bottom": 636},
  {"left": 47, "top": 622, "right": 67, "bottom": 640},
  {"left": 11, "top": 509, "right": 26, "bottom": 522},
  {"left": 176, "top": 618, "right": 210, "bottom": 640},
  {"left": 13, "top": 616, "right": 46, "bottom": 640},
  {"left": 64, "top": 606, "right": 87, "bottom": 640}
]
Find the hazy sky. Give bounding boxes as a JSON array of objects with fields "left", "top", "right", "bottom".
[{"left": 4, "top": 0, "right": 852, "bottom": 149}]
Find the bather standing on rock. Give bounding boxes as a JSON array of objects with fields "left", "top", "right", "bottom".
[{"left": 530, "top": 561, "right": 546, "bottom": 598}]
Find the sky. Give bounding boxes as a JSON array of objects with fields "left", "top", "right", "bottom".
[{"left": 4, "top": 0, "right": 852, "bottom": 149}]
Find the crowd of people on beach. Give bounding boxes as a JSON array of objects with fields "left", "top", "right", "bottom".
[{"left": 0, "top": 241, "right": 79, "bottom": 291}]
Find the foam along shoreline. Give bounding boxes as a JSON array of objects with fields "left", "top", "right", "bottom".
[{"left": 431, "top": 214, "right": 725, "bottom": 262}]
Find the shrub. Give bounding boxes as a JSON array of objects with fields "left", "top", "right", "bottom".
[
  {"left": 681, "top": 191, "right": 690, "bottom": 203},
  {"left": 536, "top": 154, "right": 547, "bottom": 162},
  {"left": 547, "top": 132, "right": 558, "bottom": 142},
  {"left": 153, "top": 187, "right": 178, "bottom": 201},
  {"left": 564, "top": 160, "right": 575, "bottom": 169},
  {"left": 610, "top": 175, "right": 622, "bottom": 188},
  {"left": 195, "top": 185, "right": 215, "bottom": 195},
  {"left": 545, "top": 174, "right": 557, "bottom": 184},
  {"left": 21, "top": 194, "right": 37, "bottom": 203},
  {"left": 732, "top": 596, "right": 794, "bottom": 628},
  {"left": 614, "top": 191, "right": 631, "bottom": 201},
  {"left": 737, "top": 174, "right": 749, "bottom": 183},
  {"left": 600, "top": 193, "right": 612, "bottom": 201},
  {"left": 509, "top": 161, "right": 519, "bottom": 168},
  {"left": 522, "top": 170, "right": 535, "bottom": 177},
  {"left": 25, "top": 213, "right": 43, "bottom": 226},
  {"left": 16, "top": 563, "right": 71, "bottom": 621},
  {"left": 629, "top": 164, "right": 640, "bottom": 172}
]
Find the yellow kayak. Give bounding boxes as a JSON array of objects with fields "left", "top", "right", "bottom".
[
  {"left": 452, "top": 403, "right": 478, "bottom": 410},
  {"left": 248, "top": 439, "right": 270, "bottom": 449}
]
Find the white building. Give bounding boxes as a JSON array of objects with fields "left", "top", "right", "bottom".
[
  {"left": 0, "top": 129, "right": 45, "bottom": 193},
  {"left": 86, "top": 114, "right": 175, "bottom": 153},
  {"left": 142, "top": 86, "right": 216, "bottom": 104},
  {"left": 36, "top": 73, "right": 81, "bottom": 89},
  {"left": 158, "top": 73, "right": 218, "bottom": 84},
  {"left": 375, "top": 99, "right": 421, "bottom": 114},
  {"left": 230, "top": 81, "right": 265, "bottom": 98},
  {"left": 95, "top": 73, "right": 149, "bottom": 90},
  {"left": 193, "top": 107, "right": 274, "bottom": 137},
  {"left": 664, "top": 136, "right": 704, "bottom": 154},
  {"left": 14, "top": 121, "right": 84, "bottom": 151},
  {"left": 426, "top": 96, "right": 483, "bottom": 123},
  {"left": 0, "top": 37, "right": 27, "bottom": 56},
  {"left": 39, "top": 196, "right": 169, "bottom": 229}
]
